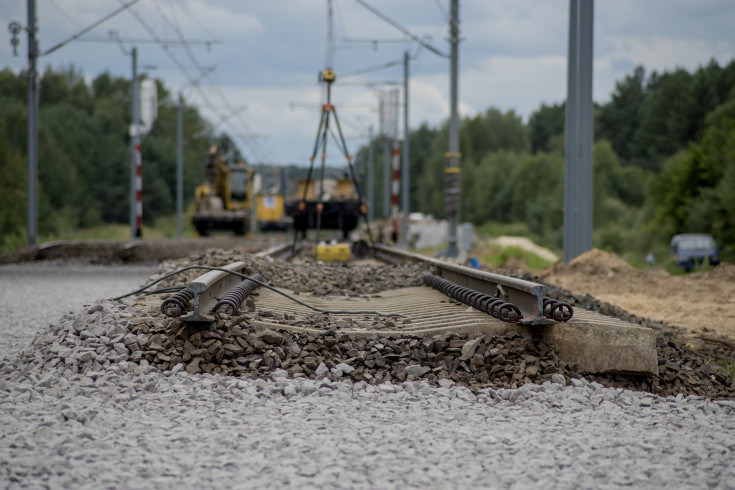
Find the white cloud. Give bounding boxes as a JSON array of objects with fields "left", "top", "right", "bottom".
[
  {"left": 606, "top": 36, "right": 730, "bottom": 72},
  {"left": 410, "top": 55, "right": 568, "bottom": 124},
  {"left": 463, "top": 56, "right": 568, "bottom": 117},
  {"left": 410, "top": 77, "right": 451, "bottom": 124},
  {"left": 175, "top": 0, "right": 263, "bottom": 36},
  {"left": 196, "top": 83, "right": 374, "bottom": 164},
  {"left": 2, "top": 0, "right": 734, "bottom": 163}
]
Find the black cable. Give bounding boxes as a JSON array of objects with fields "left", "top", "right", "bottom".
[
  {"left": 113, "top": 265, "right": 406, "bottom": 318},
  {"left": 143, "top": 286, "right": 187, "bottom": 296},
  {"left": 352, "top": 0, "right": 448, "bottom": 58},
  {"left": 43, "top": 0, "right": 142, "bottom": 56}
]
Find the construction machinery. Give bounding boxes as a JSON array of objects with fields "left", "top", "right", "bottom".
[
  {"left": 192, "top": 145, "right": 253, "bottom": 236},
  {"left": 284, "top": 69, "right": 369, "bottom": 243},
  {"left": 256, "top": 192, "right": 292, "bottom": 232},
  {"left": 286, "top": 174, "right": 364, "bottom": 239}
]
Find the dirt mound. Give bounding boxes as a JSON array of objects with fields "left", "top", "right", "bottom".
[
  {"left": 691, "top": 262, "right": 735, "bottom": 282},
  {"left": 548, "top": 248, "right": 633, "bottom": 277},
  {"left": 541, "top": 249, "right": 735, "bottom": 339},
  {"left": 501, "top": 256, "right": 532, "bottom": 274}
]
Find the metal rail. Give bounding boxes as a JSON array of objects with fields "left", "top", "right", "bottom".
[
  {"left": 371, "top": 244, "right": 552, "bottom": 325},
  {"left": 255, "top": 242, "right": 302, "bottom": 261},
  {"left": 179, "top": 261, "right": 249, "bottom": 323},
  {"left": 214, "top": 273, "right": 263, "bottom": 316},
  {"left": 166, "top": 242, "right": 561, "bottom": 326}
]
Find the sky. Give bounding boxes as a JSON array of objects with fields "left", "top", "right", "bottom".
[{"left": 1, "top": 0, "right": 734, "bottom": 166}]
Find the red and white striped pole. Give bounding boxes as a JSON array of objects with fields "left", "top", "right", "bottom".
[
  {"left": 134, "top": 142, "right": 143, "bottom": 237},
  {"left": 391, "top": 141, "right": 400, "bottom": 242}
]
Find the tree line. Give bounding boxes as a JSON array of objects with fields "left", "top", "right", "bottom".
[
  {"left": 0, "top": 66, "right": 215, "bottom": 251},
  {"left": 356, "top": 59, "right": 735, "bottom": 261},
  {"left": 2, "top": 60, "right": 734, "bottom": 262}
]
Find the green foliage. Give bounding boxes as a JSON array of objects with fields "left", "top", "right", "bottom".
[
  {"left": 462, "top": 108, "right": 529, "bottom": 161},
  {"left": 415, "top": 126, "right": 448, "bottom": 219},
  {"left": 150, "top": 209, "right": 196, "bottom": 238},
  {"left": 0, "top": 66, "right": 218, "bottom": 250},
  {"left": 528, "top": 102, "right": 565, "bottom": 154},
  {"left": 710, "top": 359, "right": 735, "bottom": 380},
  {"left": 408, "top": 123, "right": 437, "bottom": 212},
  {"left": 0, "top": 68, "right": 26, "bottom": 100},
  {"left": 474, "top": 221, "right": 534, "bottom": 239},
  {"left": 40, "top": 65, "right": 94, "bottom": 113},
  {"left": 412, "top": 108, "right": 530, "bottom": 221},
  {"left": 597, "top": 66, "right": 645, "bottom": 162},
  {"left": 649, "top": 98, "right": 735, "bottom": 262},
  {"left": 353, "top": 123, "right": 441, "bottom": 220},
  {"left": 480, "top": 245, "right": 555, "bottom": 271},
  {"left": 0, "top": 140, "right": 27, "bottom": 253},
  {"left": 4, "top": 60, "right": 734, "bottom": 264},
  {"left": 382, "top": 62, "right": 735, "bottom": 262},
  {"left": 599, "top": 60, "right": 735, "bottom": 171}
]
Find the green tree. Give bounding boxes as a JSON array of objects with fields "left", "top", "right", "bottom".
[
  {"left": 461, "top": 108, "right": 529, "bottom": 162},
  {"left": 0, "top": 140, "right": 27, "bottom": 251},
  {"left": 597, "top": 66, "right": 646, "bottom": 163},
  {"left": 528, "top": 103, "right": 565, "bottom": 154},
  {"left": 0, "top": 68, "right": 26, "bottom": 100},
  {"left": 649, "top": 99, "right": 735, "bottom": 259},
  {"left": 0, "top": 66, "right": 234, "bottom": 248},
  {"left": 408, "top": 123, "right": 437, "bottom": 211},
  {"left": 40, "top": 65, "right": 94, "bottom": 114},
  {"left": 415, "top": 125, "right": 448, "bottom": 218}
]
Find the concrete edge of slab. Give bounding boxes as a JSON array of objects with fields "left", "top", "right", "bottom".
[
  {"left": 251, "top": 309, "right": 659, "bottom": 377},
  {"left": 530, "top": 315, "right": 659, "bottom": 376}
]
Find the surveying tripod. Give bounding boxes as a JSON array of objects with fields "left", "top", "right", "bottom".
[{"left": 298, "top": 69, "right": 373, "bottom": 244}]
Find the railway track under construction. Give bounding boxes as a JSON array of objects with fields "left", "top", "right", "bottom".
[{"left": 118, "top": 241, "right": 658, "bottom": 385}]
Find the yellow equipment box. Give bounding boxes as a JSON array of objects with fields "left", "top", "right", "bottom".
[
  {"left": 314, "top": 243, "right": 351, "bottom": 262},
  {"left": 256, "top": 194, "right": 285, "bottom": 222}
]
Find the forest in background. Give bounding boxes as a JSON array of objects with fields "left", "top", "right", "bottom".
[
  {"left": 0, "top": 66, "right": 245, "bottom": 251},
  {"left": 356, "top": 59, "right": 735, "bottom": 263},
  {"left": 1, "top": 60, "right": 735, "bottom": 263}
]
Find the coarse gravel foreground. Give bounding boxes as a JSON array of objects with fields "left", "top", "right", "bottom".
[
  {"left": 2, "top": 365, "right": 735, "bottom": 489},
  {"left": 1, "top": 262, "right": 734, "bottom": 488}
]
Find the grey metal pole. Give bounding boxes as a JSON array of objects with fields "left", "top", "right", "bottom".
[
  {"left": 445, "top": 0, "right": 460, "bottom": 258},
  {"left": 26, "top": 0, "right": 38, "bottom": 246},
  {"left": 401, "top": 50, "right": 410, "bottom": 247},
  {"left": 579, "top": 1, "right": 594, "bottom": 256},
  {"left": 383, "top": 139, "right": 391, "bottom": 220},
  {"left": 129, "top": 46, "right": 138, "bottom": 239},
  {"left": 563, "top": 0, "right": 578, "bottom": 263},
  {"left": 367, "top": 125, "right": 374, "bottom": 222},
  {"left": 563, "top": 0, "right": 594, "bottom": 263},
  {"left": 250, "top": 169, "right": 257, "bottom": 236},
  {"left": 381, "top": 94, "right": 391, "bottom": 220},
  {"left": 279, "top": 167, "right": 287, "bottom": 196},
  {"left": 176, "top": 92, "right": 183, "bottom": 238}
]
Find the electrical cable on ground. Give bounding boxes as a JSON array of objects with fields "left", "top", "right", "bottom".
[
  {"left": 143, "top": 286, "right": 187, "bottom": 296},
  {"left": 113, "top": 265, "right": 406, "bottom": 318}
]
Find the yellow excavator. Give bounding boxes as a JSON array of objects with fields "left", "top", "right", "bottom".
[{"left": 192, "top": 145, "right": 253, "bottom": 236}]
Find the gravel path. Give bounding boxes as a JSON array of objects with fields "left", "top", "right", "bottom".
[
  {"left": 1, "top": 262, "right": 734, "bottom": 488},
  {"left": 0, "top": 261, "right": 155, "bottom": 356}
]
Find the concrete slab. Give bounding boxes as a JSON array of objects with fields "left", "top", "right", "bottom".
[{"left": 250, "top": 286, "right": 659, "bottom": 376}]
